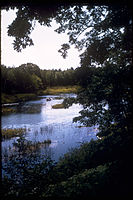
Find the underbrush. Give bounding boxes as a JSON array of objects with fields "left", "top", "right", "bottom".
[{"left": 1, "top": 128, "right": 132, "bottom": 199}]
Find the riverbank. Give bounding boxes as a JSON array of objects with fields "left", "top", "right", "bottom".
[
  {"left": 43, "top": 85, "right": 81, "bottom": 95},
  {"left": 1, "top": 93, "right": 38, "bottom": 104},
  {"left": 1, "top": 86, "right": 81, "bottom": 105}
]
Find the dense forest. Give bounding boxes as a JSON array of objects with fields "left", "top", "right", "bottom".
[
  {"left": 1, "top": 63, "right": 78, "bottom": 94},
  {"left": 1, "top": 1, "right": 133, "bottom": 199}
]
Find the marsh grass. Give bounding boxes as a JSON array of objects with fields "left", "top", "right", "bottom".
[
  {"left": 43, "top": 85, "right": 81, "bottom": 95},
  {"left": 30, "top": 139, "right": 52, "bottom": 150},
  {"left": 52, "top": 103, "right": 65, "bottom": 109},
  {"left": 2, "top": 128, "right": 27, "bottom": 139},
  {"left": 2, "top": 107, "right": 16, "bottom": 114},
  {"left": 2, "top": 93, "right": 38, "bottom": 104},
  {"left": 12, "top": 138, "right": 52, "bottom": 152}
]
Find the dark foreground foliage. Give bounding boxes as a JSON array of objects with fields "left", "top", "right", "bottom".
[
  {"left": 1, "top": 127, "right": 132, "bottom": 199},
  {"left": 1, "top": 2, "right": 133, "bottom": 199}
]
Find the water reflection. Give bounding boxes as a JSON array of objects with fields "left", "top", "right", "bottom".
[
  {"left": 16, "top": 103, "right": 43, "bottom": 113},
  {"left": 2, "top": 94, "right": 98, "bottom": 163}
]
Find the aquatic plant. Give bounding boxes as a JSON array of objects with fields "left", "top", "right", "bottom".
[
  {"left": 1, "top": 107, "right": 16, "bottom": 114},
  {"left": 52, "top": 103, "right": 65, "bottom": 109},
  {"left": 43, "top": 139, "right": 51, "bottom": 144},
  {"left": 2, "top": 136, "right": 55, "bottom": 198},
  {"left": 2, "top": 128, "right": 26, "bottom": 139}
]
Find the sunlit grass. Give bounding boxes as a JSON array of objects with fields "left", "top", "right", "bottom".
[
  {"left": 2, "top": 128, "right": 26, "bottom": 139},
  {"left": 2, "top": 107, "right": 16, "bottom": 114},
  {"left": 43, "top": 85, "right": 81, "bottom": 95},
  {"left": 52, "top": 103, "right": 65, "bottom": 109}
]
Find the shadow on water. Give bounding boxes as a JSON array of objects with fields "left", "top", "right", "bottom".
[{"left": 16, "top": 103, "right": 43, "bottom": 114}]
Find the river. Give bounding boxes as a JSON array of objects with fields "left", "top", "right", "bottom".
[{"left": 2, "top": 93, "right": 98, "bottom": 166}]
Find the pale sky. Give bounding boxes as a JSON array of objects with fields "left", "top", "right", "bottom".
[{"left": 1, "top": 9, "right": 81, "bottom": 70}]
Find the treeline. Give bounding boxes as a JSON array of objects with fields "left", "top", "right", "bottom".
[
  {"left": 1, "top": 63, "right": 43, "bottom": 94},
  {"left": 41, "top": 67, "right": 77, "bottom": 87},
  {"left": 1, "top": 63, "right": 83, "bottom": 94}
]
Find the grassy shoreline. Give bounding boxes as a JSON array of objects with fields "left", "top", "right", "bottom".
[
  {"left": 1, "top": 93, "right": 38, "bottom": 104},
  {"left": 2, "top": 128, "right": 27, "bottom": 140},
  {"left": 1, "top": 86, "right": 81, "bottom": 105},
  {"left": 43, "top": 85, "right": 81, "bottom": 95}
]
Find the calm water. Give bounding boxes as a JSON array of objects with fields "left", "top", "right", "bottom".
[{"left": 2, "top": 94, "right": 98, "bottom": 162}]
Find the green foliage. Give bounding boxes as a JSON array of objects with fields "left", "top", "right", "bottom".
[
  {"left": 8, "top": 13, "right": 34, "bottom": 52},
  {"left": 41, "top": 68, "right": 77, "bottom": 87},
  {"left": 1, "top": 3, "right": 132, "bottom": 199},
  {"left": 1, "top": 64, "right": 43, "bottom": 94},
  {"left": 2, "top": 136, "right": 55, "bottom": 199},
  {"left": 1, "top": 64, "right": 80, "bottom": 96},
  {"left": 51, "top": 3, "right": 132, "bottom": 139},
  {"left": 2, "top": 129, "right": 132, "bottom": 199},
  {"left": 43, "top": 163, "right": 117, "bottom": 198},
  {"left": 2, "top": 3, "right": 62, "bottom": 52},
  {"left": 58, "top": 43, "right": 70, "bottom": 59},
  {"left": 44, "top": 157, "right": 132, "bottom": 198},
  {"left": 73, "top": 63, "right": 132, "bottom": 136}
]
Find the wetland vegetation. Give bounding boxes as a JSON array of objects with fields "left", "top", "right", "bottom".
[
  {"left": 1, "top": 2, "right": 132, "bottom": 199},
  {"left": 2, "top": 128, "right": 26, "bottom": 139},
  {"left": 52, "top": 103, "right": 65, "bottom": 109},
  {"left": 43, "top": 86, "right": 81, "bottom": 95}
]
